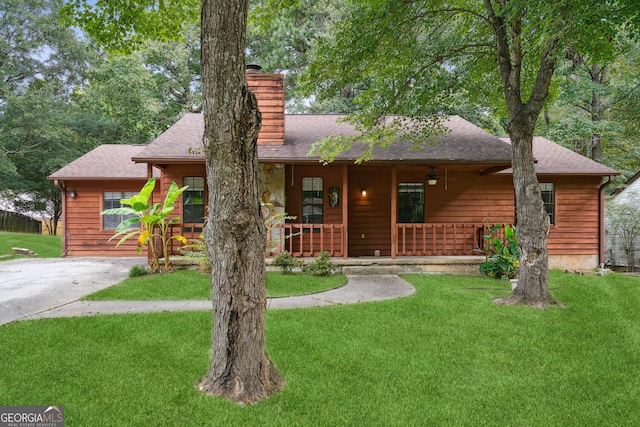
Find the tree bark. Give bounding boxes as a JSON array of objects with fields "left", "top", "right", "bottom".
[
  {"left": 197, "top": 0, "right": 284, "bottom": 403},
  {"left": 484, "top": 0, "right": 562, "bottom": 308},
  {"left": 495, "top": 114, "right": 560, "bottom": 308}
]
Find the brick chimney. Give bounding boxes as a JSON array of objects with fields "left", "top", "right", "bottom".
[{"left": 246, "top": 64, "right": 285, "bottom": 145}]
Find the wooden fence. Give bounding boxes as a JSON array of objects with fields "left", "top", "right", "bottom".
[{"left": 0, "top": 211, "right": 42, "bottom": 234}]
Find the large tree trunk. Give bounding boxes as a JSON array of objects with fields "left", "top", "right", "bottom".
[
  {"left": 484, "top": 0, "right": 562, "bottom": 308},
  {"left": 197, "top": 0, "right": 284, "bottom": 404},
  {"left": 493, "top": 114, "right": 560, "bottom": 308}
]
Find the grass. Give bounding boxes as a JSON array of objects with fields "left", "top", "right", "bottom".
[
  {"left": 1, "top": 271, "right": 639, "bottom": 425},
  {"left": 82, "top": 270, "right": 348, "bottom": 300},
  {"left": 0, "top": 231, "right": 62, "bottom": 260}
]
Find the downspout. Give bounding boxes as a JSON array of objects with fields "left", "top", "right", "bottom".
[
  {"left": 599, "top": 175, "right": 615, "bottom": 266},
  {"left": 53, "top": 179, "right": 68, "bottom": 257}
]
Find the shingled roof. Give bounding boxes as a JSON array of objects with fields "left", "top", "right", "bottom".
[
  {"left": 49, "top": 118, "right": 618, "bottom": 180},
  {"left": 498, "top": 137, "right": 618, "bottom": 176},
  {"left": 48, "top": 144, "right": 154, "bottom": 180},
  {"left": 131, "top": 113, "right": 514, "bottom": 164}
]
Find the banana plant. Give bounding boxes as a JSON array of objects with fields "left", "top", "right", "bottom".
[{"left": 101, "top": 177, "right": 188, "bottom": 272}]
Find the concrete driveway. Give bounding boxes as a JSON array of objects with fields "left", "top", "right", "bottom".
[
  {"left": 1, "top": 257, "right": 417, "bottom": 326},
  {"left": 0, "top": 257, "right": 144, "bottom": 325}
]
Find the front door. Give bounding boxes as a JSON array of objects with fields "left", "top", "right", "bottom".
[{"left": 348, "top": 166, "right": 392, "bottom": 256}]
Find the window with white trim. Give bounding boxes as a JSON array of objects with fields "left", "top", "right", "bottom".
[
  {"left": 103, "top": 192, "right": 137, "bottom": 230},
  {"left": 540, "top": 183, "right": 555, "bottom": 225}
]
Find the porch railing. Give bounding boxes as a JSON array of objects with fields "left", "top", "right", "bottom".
[
  {"left": 267, "top": 224, "right": 345, "bottom": 258},
  {"left": 162, "top": 222, "right": 500, "bottom": 259},
  {"left": 395, "top": 223, "right": 489, "bottom": 256}
]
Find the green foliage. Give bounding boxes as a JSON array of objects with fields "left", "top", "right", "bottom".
[
  {"left": 302, "top": 251, "right": 336, "bottom": 276},
  {"left": 101, "top": 177, "right": 188, "bottom": 273},
  {"left": 480, "top": 224, "right": 519, "bottom": 279},
  {"left": 247, "top": 0, "right": 336, "bottom": 108},
  {"left": 301, "top": 0, "right": 639, "bottom": 160},
  {"left": 538, "top": 34, "right": 640, "bottom": 181},
  {"left": 128, "top": 265, "right": 149, "bottom": 278},
  {"left": 272, "top": 250, "right": 303, "bottom": 274},
  {"left": 61, "top": 0, "right": 199, "bottom": 53},
  {"left": 4, "top": 272, "right": 640, "bottom": 424}
]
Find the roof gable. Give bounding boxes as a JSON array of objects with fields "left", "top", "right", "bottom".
[
  {"left": 48, "top": 144, "right": 153, "bottom": 180},
  {"left": 498, "top": 137, "right": 618, "bottom": 176},
  {"left": 612, "top": 171, "right": 640, "bottom": 201}
]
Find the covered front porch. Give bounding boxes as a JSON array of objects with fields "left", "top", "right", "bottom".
[{"left": 264, "top": 162, "right": 515, "bottom": 260}]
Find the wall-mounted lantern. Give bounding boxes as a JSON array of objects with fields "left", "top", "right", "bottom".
[
  {"left": 427, "top": 166, "right": 438, "bottom": 186},
  {"left": 70, "top": 190, "right": 77, "bottom": 199},
  {"left": 361, "top": 188, "right": 367, "bottom": 196}
]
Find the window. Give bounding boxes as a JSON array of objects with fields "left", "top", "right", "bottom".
[
  {"left": 540, "top": 183, "right": 555, "bottom": 225},
  {"left": 103, "top": 192, "right": 137, "bottom": 230},
  {"left": 302, "top": 177, "right": 323, "bottom": 224},
  {"left": 183, "top": 177, "right": 206, "bottom": 223},
  {"left": 398, "top": 183, "right": 424, "bottom": 223}
]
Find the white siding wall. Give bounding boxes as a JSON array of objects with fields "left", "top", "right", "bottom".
[{"left": 605, "top": 178, "right": 640, "bottom": 269}]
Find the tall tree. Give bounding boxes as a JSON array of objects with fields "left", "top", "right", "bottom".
[
  {"left": 0, "top": 0, "right": 95, "bottom": 233},
  {"left": 63, "top": 0, "right": 284, "bottom": 403},
  {"left": 540, "top": 36, "right": 640, "bottom": 180},
  {"left": 302, "top": 0, "right": 638, "bottom": 307},
  {"left": 197, "top": 0, "right": 284, "bottom": 402},
  {"left": 142, "top": 25, "right": 202, "bottom": 114}
]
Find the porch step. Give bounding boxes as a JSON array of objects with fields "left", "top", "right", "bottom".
[{"left": 337, "top": 256, "right": 484, "bottom": 276}]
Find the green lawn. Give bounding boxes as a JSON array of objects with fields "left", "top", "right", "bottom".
[
  {"left": 1, "top": 271, "right": 639, "bottom": 425},
  {"left": 83, "top": 270, "right": 348, "bottom": 300},
  {"left": 0, "top": 231, "right": 62, "bottom": 260}
]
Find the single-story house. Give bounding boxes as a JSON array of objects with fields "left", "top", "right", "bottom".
[{"left": 48, "top": 70, "right": 618, "bottom": 271}]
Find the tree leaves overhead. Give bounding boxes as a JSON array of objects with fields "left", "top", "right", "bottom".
[
  {"left": 61, "top": 0, "right": 199, "bottom": 53},
  {"left": 0, "top": 0, "right": 91, "bottom": 100}
]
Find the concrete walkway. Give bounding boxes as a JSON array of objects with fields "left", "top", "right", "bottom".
[
  {"left": 29, "top": 275, "right": 415, "bottom": 320},
  {"left": 0, "top": 258, "right": 415, "bottom": 324}
]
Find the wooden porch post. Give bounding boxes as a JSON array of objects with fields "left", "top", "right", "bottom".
[
  {"left": 342, "top": 164, "right": 348, "bottom": 259},
  {"left": 391, "top": 165, "right": 397, "bottom": 259},
  {"left": 147, "top": 163, "right": 154, "bottom": 264}
]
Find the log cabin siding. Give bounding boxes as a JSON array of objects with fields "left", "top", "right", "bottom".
[
  {"left": 546, "top": 176, "right": 602, "bottom": 255},
  {"left": 397, "top": 168, "right": 516, "bottom": 224},
  {"left": 63, "top": 180, "right": 157, "bottom": 257},
  {"left": 348, "top": 167, "right": 392, "bottom": 256}
]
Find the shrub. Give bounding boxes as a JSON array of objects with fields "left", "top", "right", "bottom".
[
  {"left": 479, "top": 224, "right": 519, "bottom": 279},
  {"left": 303, "top": 251, "right": 335, "bottom": 276},
  {"left": 272, "top": 251, "right": 302, "bottom": 274},
  {"left": 129, "top": 265, "right": 149, "bottom": 278}
]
